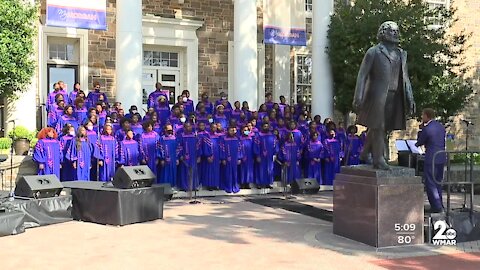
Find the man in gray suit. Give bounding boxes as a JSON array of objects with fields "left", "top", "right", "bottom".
[{"left": 353, "top": 21, "right": 415, "bottom": 170}]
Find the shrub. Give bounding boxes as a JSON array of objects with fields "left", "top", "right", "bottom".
[
  {"left": 0, "top": 137, "right": 12, "bottom": 149},
  {"left": 29, "top": 138, "right": 38, "bottom": 148},
  {"left": 8, "top": 125, "right": 36, "bottom": 140}
]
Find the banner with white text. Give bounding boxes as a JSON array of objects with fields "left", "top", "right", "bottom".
[
  {"left": 46, "top": 0, "right": 107, "bottom": 30},
  {"left": 263, "top": 0, "right": 306, "bottom": 46}
]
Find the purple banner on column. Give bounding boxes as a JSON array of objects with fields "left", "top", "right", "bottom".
[
  {"left": 264, "top": 26, "right": 307, "bottom": 46},
  {"left": 46, "top": 6, "right": 107, "bottom": 30}
]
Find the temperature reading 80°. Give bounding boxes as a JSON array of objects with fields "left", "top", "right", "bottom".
[{"left": 395, "top": 223, "right": 416, "bottom": 232}]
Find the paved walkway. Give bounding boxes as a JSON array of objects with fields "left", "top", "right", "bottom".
[{"left": 0, "top": 192, "right": 479, "bottom": 270}]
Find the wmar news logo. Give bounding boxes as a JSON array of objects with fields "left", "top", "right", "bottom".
[{"left": 432, "top": 220, "right": 457, "bottom": 246}]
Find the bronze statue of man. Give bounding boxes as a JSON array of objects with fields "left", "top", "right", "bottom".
[{"left": 353, "top": 21, "right": 415, "bottom": 170}]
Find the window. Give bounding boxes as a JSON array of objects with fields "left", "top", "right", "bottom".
[
  {"left": 305, "top": 0, "right": 313, "bottom": 12},
  {"left": 143, "top": 51, "right": 179, "bottom": 67},
  {"left": 425, "top": 0, "right": 450, "bottom": 27},
  {"left": 295, "top": 54, "right": 312, "bottom": 107},
  {"left": 48, "top": 43, "right": 75, "bottom": 61}
]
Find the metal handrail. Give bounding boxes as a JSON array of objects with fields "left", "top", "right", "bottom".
[{"left": 431, "top": 150, "right": 478, "bottom": 220}]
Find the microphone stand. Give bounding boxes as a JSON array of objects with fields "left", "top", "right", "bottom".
[
  {"left": 9, "top": 120, "right": 16, "bottom": 200},
  {"left": 188, "top": 123, "right": 200, "bottom": 204}
]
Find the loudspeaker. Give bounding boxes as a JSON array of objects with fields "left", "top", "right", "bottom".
[
  {"left": 113, "top": 165, "right": 155, "bottom": 189},
  {"left": 15, "top": 175, "right": 63, "bottom": 199},
  {"left": 291, "top": 178, "right": 320, "bottom": 194}
]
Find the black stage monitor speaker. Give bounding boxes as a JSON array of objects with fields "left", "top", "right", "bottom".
[
  {"left": 15, "top": 175, "right": 63, "bottom": 199},
  {"left": 291, "top": 178, "right": 320, "bottom": 194},
  {"left": 113, "top": 165, "right": 155, "bottom": 189}
]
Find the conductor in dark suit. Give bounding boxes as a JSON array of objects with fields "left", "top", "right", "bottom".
[
  {"left": 415, "top": 108, "right": 446, "bottom": 213},
  {"left": 353, "top": 21, "right": 415, "bottom": 170}
]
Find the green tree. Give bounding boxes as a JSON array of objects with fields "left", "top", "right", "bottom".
[
  {"left": 327, "top": 0, "right": 472, "bottom": 123},
  {"left": 0, "top": 0, "right": 37, "bottom": 99}
]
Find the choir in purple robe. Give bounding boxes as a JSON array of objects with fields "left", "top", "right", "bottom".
[
  {"left": 59, "top": 127, "right": 75, "bottom": 181},
  {"left": 158, "top": 125, "right": 180, "bottom": 186},
  {"left": 201, "top": 124, "right": 221, "bottom": 189},
  {"left": 323, "top": 130, "right": 343, "bottom": 185},
  {"left": 220, "top": 127, "right": 243, "bottom": 193},
  {"left": 66, "top": 127, "right": 101, "bottom": 181},
  {"left": 139, "top": 124, "right": 160, "bottom": 180},
  {"left": 306, "top": 132, "right": 326, "bottom": 185},
  {"left": 38, "top": 81, "right": 360, "bottom": 190},
  {"left": 345, "top": 126, "right": 363, "bottom": 166},
  {"left": 118, "top": 130, "right": 141, "bottom": 166},
  {"left": 254, "top": 124, "right": 278, "bottom": 187},
  {"left": 177, "top": 123, "right": 201, "bottom": 191},
  {"left": 278, "top": 134, "right": 301, "bottom": 184},
  {"left": 239, "top": 128, "right": 255, "bottom": 187},
  {"left": 98, "top": 125, "right": 117, "bottom": 182},
  {"left": 33, "top": 128, "right": 63, "bottom": 179}
]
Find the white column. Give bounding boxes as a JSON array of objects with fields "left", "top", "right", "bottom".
[
  {"left": 186, "top": 40, "right": 199, "bottom": 103},
  {"left": 116, "top": 0, "right": 143, "bottom": 111},
  {"left": 311, "top": 0, "right": 334, "bottom": 118},
  {"left": 6, "top": 86, "right": 37, "bottom": 133},
  {"left": 273, "top": 45, "right": 291, "bottom": 103},
  {"left": 233, "top": 0, "right": 258, "bottom": 109}
]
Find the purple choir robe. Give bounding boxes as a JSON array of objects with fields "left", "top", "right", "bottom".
[
  {"left": 278, "top": 142, "right": 301, "bottom": 184},
  {"left": 59, "top": 135, "right": 75, "bottom": 181},
  {"left": 265, "top": 102, "right": 275, "bottom": 112},
  {"left": 168, "top": 116, "right": 180, "bottom": 127},
  {"left": 131, "top": 124, "right": 144, "bottom": 140},
  {"left": 98, "top": 111, "right": 107, "bottom": 128},
  {"left": 86, "top": 91, "right": 108, "bottom": 108},
  {"left": 148, "top": 90, "right": 169, "bottom": 109},
  {"left": 196, "top": 131, "right": 209, "bottom": 185},
  {"left": 177, "top": 133, "right": 201, "bottom": 191},
  {"left": 155, "top": 105, "right": 171, "bottom": 125},
  {"left": 68, "top": 90, "right": 79, "bottom": 105},
  {"left": 47, "top": 107, "right": 60, "bottom": 128},
  {"left": 220, "top": 136, "right": 243, "bottom": 193},
  {"left": 112, "top": 123, "right": 121, "bottom": 134},
  {"left": 195, "top": 112, "right": 209, "bottom": 126},
  {"left": 231, "top": 109, "right": 242, "bottom": 122},
  {"left": 55, "top": 115, "right": 78, "bottom": 134},
  {"left": 66, "top": 138, "right": 101, "bottom": 181},
  {"left": 214, "top": 114, "right": 228, "bottom": 130},
  {"left": 197, "top": 101, "right": 214, "bottom": 115},
  {"left": 158, "top": 134, "right": 180, "bottom": 187},
  {"left": 47, "top": 90, "right": 67, "bottom": 109},
  {"left": 239, "top": 136, "right": 255, "bottom": 184},
  {"left": 118, "top": 139, "right": 141, "bottom": 166},
  {"left": 98, "top": 135, "right": 117, "bottom": 182},
  {"left": 115, "top": 129, "right": 127, "bottom": 142},
  {"left": 153, "top": 122, "right": 163, "bottom": 136},
  {"left": 202, "top": 133, "right": 221, "bottom": 188},
  {"left": 336, "top": 128, "right": 347, "bottom": 153},
  {"left": 345, "top": 135, "right": 363, "bottom": 166},
  {"left": 86, "top": 130, "right": 98, "bottom": 143},
  {"left": 139, "top": 131, "right": 160, "bottom": 180},
  {"left": 254, "top": 132, "right": 278, "bottom": 185},
  {"left": 184, "top": 99, "right": 194, "bottom": 114},
  {"left": 33, "top": 138, "right": 63, "bottom": 179},
  {"left": 324, "top": 138, "right": 343, "bottom": 185},
  {"left": 307, "top": 140, "right": 326, "bottom": 185},
  {"left": 74, "top": 107, "right": 88, "bottom": 126}
]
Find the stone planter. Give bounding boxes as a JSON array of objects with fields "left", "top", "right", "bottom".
[{"left": 13, "top": 139, "right": 30, "bottom": 156}]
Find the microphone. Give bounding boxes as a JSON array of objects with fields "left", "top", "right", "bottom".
[{"left": 462, "top": 119, "right": 474, "bottom": 126}]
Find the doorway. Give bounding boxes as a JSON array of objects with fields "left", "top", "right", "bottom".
[{"left": 142, "top": 68, "right": 180, "bottom": 111}]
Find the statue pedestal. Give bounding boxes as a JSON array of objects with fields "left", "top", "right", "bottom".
[{"left": 333, "top": 165, "right": 424, "bottom": 247}]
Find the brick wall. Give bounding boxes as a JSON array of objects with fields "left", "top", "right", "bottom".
[{"left": 142, "top": 0, "right": 234, "bottom": 99}]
